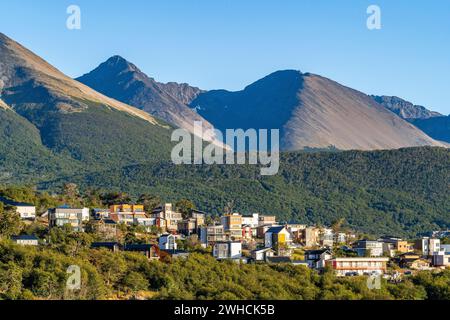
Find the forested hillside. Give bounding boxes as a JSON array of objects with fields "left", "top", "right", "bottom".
[
  {"left": 0, "top": 240, "right": 448, "bottom": 300},
  {"left": 37, "top": 147, "right": 450, "bottom": 237}
]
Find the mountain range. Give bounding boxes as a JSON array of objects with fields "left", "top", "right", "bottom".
[
  {"left": 0, "top": 32, "right": 174, "bottom": 182},
  {"left": 192, "top": 71, "right": 448, "bottom": 150},
  {"left": 372, "top": 95, "right": 450, "bottom": 144},
  {"left": 76, "top": 56, "right": 221, "bottom": 144},
  {"left": 77, "top": 56, "right": 447, "bottom": 150},
  {"left": 0, "top": 32, "right": 448, "bottom": 236},
  {"left": 0, "top": 31, "right": 448, "bottom": 178}
]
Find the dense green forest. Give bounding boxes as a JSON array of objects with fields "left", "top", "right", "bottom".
[
  {"left": 35, "top": 147, "right": 449, "bottom": 237},
  {"left": 0, "top": 239, "right": 449, "bottom": 300}
]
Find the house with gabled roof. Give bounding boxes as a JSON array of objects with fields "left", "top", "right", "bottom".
[{"left": 264, "top": 226, "right": 292, "bottom": 249}]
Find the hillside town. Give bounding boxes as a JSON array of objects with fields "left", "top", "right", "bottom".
[{"left": 4, "top": 197, "right": 450, "bottom": 279}]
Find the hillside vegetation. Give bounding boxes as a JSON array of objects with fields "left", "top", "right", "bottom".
[
  {"left": 35, "top": 147, "right": 450, "bottom": 237},
  {"left": 0, "top": 239, "right": 448, "bottom": 300}
]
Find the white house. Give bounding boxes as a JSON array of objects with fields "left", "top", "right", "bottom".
[
  {"left": 159, "top": 234, "right": 178, "bottom": 251},
  {"left": 354, "top": 240, "right": 384, "bottom": 257},
  {"left": 0, "top": 197, "right": 36, "bottom": 220},
  {"left": 213, "top": 241, "right": 242, "bottom": 260},
  {"left": 432, "top": 251, "right": 450, "bottom": 267},
  {"left": 48, "top": 206, "right": 90, "bottom": 231},
  {"left": 242, "top": 213, "right": 259, "bottom": 228},
  {"left": 11, "top": 235, "right": 39, "bottom": 246},
  {"left": 16, "top": 204, "right": 36, "bottom": 220},
  {"left": 304, "top": 249, "right": 333, "bottom": 269},
  {"left": 251, "top": 247, "right": 275, "bottom": 262}
]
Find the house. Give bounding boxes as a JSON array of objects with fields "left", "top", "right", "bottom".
[
  {"left": 415, "top": 237, "right": 441, "bottom": 257},
  {"left": 93, "top": 208, "right": 110, "bottom": 220},
  {"left": 178, "top": 218, "right": 197, "bottom": 236},
  {"left": 135, "top": 217, "right": 156, "bottom": 232},
  {"left": 151, "top": 204, "right": 183, "bottom": 232},
  {"left": 48, "top": 206, "right": 90, "bottom": 231},
  {"left": 397, "top": 252, "right": 422, "bottom": 268},
  {"left": 319, "top": 228, "right": 334, "bottom": 247},
  {"left": 334, "top": 232, "right": 347, "bottom": 244},
  {"left": 159, "top": 234, "right": 178, "bottom": 251},
  {"left": 258, "top": 215, "right": 277, "bottom": 227},
  {"left": 11, "top": 235, "right": 39, "bottom": 246},
  {"left": 354, "top": 240, "right": 384, "bottom": 257},
  {"left": 326, "top": 257, "right": 389, "bottom": 276},
  {"left": 91, "top": 242, "right": 120, "bottom": 252},
  {"left": 0, "top": 197, "right": 36, "bottom": 220},
  {"left": 304, "top": 249, "right": 333, "bottom": 269},
  {"left": 242, "top": 225, "right": 253, "bottom": 240},
  {"left": 302, "top": 227, "right": 320, "bottom": 247},
  {"left": 242, "top": 213, "right": 259, "bottom": 228},
  {"left": 407, "top": 259, "right": 432, "bottom": 270},
  {"left": 190, "top": 209, "right": 206, "bottom": 228},
  {"left": 441, "top": 244, "right": 450, "bottom": 254},
  {"left": 213, "top": 241, "right": 242, "bottom": 260},
  {"left": 251, "top": 248, "right": 276, "bottom": 262},
  {"left": 124, "top": 244, "right": 160, "bottom": 260},
  {"left": 109, "top": 204, "right": 147, "bottom": 226},
  {"left": 256, "top": 225, "right": 272, "bottom": 239},
  {"left": 221, "top": 213, "right": 243, "bottom": 240},
  {"left": 286, "top": 224, "right": 307, "bottom": 242},
  {"left": 199, "top": 224, "right": 226, "bottom": 246},
  {"left": 379, "top": 236, "right": 410, "bottom": 257},
  {"left": 432, "top": 251, "right": 450, "bottom": 267},
  {"left": 264, "top": 226, "right": 291, "bottom": 250},
  {"left": 14, "top": 203, "right": 36, "bottom": 220}
]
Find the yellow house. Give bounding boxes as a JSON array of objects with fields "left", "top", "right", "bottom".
[
  {"left": 110, "top": 204, "right": 145, "bottom": 213},
  {"left": 264, "top": 226, "right": 291, "bottom": 248}
]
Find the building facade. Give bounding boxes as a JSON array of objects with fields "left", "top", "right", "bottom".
[
  {"left": 221, "top": 213, "right": 242, "bottom": 240},
  {"left": 48, "top": 207, "right": 89, "bottom": 231},
  {"left": 213, "top": 241, "right": 242, "bottom": 260},
  {"left": 326, "top": 257, "right": 389, "bottom": 276}
]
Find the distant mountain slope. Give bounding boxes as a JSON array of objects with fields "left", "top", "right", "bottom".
[
  {"left": 410, "top": 116, "right": 450, "bottom": 143},
  {"left": 0, "top": 32, "right": 174, "bottom": 178},
  {"left": 371, "top": 95, "right": 442, "bottom": 119},
  {"left": 77, "top": 56, "right": 220, "bottom": 143},
  {"left": 191, "top": 70, "right": 445, "bottom": 150},
  {"left": 372, "top": 95, "right": 450, "bottom": 143}
]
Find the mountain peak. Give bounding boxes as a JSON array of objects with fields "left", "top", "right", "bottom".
[
  {"left": 100, "top": 55, "right": 140, "bottom": 74},
  {"left": 372, "top": 95, "right": 442, "bottom": 119}
]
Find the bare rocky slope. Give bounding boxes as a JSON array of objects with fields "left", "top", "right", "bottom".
[
  {"left": 77, "top": 56, "right": 220, "bottom": 143},
  {"left": 372, "top": 95, "right": 450, "bottom": 144},
  {"left": 190, "top": 70, "right": 446, "bottom": 150}
]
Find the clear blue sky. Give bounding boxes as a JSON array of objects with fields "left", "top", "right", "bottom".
[{"left": 1, "top": 0, "right": 449, "bottom": 114}]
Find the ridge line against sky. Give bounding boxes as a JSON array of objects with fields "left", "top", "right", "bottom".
[{"left": 0, "top": 0, "right": 449, "bottom": 114}]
